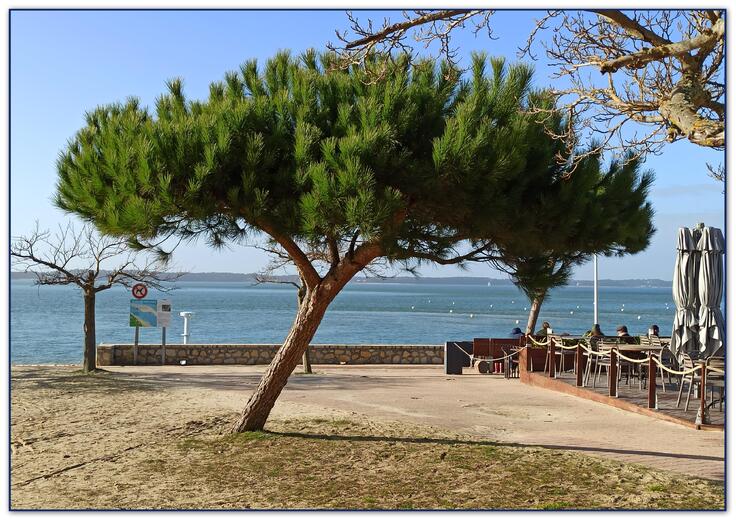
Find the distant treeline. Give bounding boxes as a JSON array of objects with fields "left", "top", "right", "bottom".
[{"left": 11, "top": 271, "right": 670, "bottom": 287}]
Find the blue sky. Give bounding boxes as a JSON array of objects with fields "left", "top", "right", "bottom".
[{"left": 9, "top": 9, "right": 725, "bottom": 280}]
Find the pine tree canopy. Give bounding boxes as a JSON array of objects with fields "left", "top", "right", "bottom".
[
  {"left": 489, "top": 152, "right": 655, "bottom": 304},
  {"left": 55, "top": 50, "right": 653, "bottom": 286}
]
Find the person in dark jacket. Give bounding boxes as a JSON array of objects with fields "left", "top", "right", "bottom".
[
  {"left": 510, "top": 327, "right": 523, "bottom": 339},
  {"left": 534, "top": 321, "right": 552, "bottom": 336},
  {"left": 616, "top": 325, "right": 637, "bottom": 344}
]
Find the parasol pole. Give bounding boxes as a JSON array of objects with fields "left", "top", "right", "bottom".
[{"left": 593, "top": 254, "right": 599, "bottom": 327}]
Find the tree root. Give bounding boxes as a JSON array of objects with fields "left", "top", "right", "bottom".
[{"left": 16, "top": 443, "right": 143, "bottom": 486}]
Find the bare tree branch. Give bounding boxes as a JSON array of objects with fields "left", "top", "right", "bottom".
[
  {"left": 11, "top": 221, "right": 182, "bottom": 293},
  {"left": 335, "top": 9, "right": 725, "bottom": 178}
]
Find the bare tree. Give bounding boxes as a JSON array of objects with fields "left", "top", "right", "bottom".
[
  {"left": 11, "top": 222, "right": 178, "bottom": 372},
  {"left": 332, "top": 9, "right": 725, "bottom": 174}
]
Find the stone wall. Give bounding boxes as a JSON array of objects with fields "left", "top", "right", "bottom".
[{"left": 96, "top": 343, "right": 444, "bottom": 366}]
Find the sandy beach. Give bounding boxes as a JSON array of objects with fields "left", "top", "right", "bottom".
[{"left": 10, "top": 364, "right": 724, "bottom": 509}]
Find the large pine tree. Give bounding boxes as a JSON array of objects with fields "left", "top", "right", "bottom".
[
  {"left": 55, "top": 51, "right": 651, "bottom": 431},
  {"left": 487, "top": 152, "right": 655, "bottom": 333}
]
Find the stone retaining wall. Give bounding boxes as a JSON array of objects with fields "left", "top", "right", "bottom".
[{"left": 97, "top": 343, "right": 444, "bottom": 366}]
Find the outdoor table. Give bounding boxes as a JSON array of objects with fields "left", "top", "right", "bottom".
[
  {"left": 594, "top": 343, "right": 665, "bottom": 391},
  {"left": 613, "top": 344, "right": 665, "bottom": 353}
]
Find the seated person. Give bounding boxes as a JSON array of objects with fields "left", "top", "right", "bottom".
[
  {"left": 617, "top": 325, "right": 644, "bottom": 365},
  {"left": 587, "top": 324, "right": 605, "bottom": 339},
  {"left": 510, "top": 327, "right": 523, "bottom": 339},
  {"left": 649, "top": 324, "right": 660, "bottom": 337},
  {"left": 534, "top": 321, "right": 552, "bottom": 336},
  {"left": 616, "top": 325, "right": 636, "bottom": 343}
]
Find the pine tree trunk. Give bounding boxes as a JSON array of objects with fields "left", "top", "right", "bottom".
[
  {"left": 302, "top": 348, "right": 312, "bottom": 374},
  {"left": 296, "top": 279, "right": 312, "bottom": 374},
  {"left": 525, "top": 296, "right": 543, "bottom": 335},
  {"left": 232, "top": 288, "right": 333, "bottom": 432},
  {"left": 83, "top": 291, "right": 97, "bottom": 372}
]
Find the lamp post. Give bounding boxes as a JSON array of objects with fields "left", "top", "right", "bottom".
[{"left": 593, "top": 254, "right": 599, "bottom": 327}]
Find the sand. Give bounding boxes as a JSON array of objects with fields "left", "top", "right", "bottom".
[{"left": 10, "top": 365, "right": 725, "bottom": 509}]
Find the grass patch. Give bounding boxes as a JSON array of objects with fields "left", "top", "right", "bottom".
[
  {"left": 541, "top": 501, "right": 574, "bottom": 510},
  {"left": 479, "top": 446, "right": 498, "bottom": 457},
  {"left": 231, "top": 431, "right": 273, "bottom": 442},
  {"left": 149, "top": 418, "right": 724, "bottom": 510}
]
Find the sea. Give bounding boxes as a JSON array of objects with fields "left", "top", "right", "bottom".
[{"left": 9, "top": 279, "right": 681, "bottom": 365}]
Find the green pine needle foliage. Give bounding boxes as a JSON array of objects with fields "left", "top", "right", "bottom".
[{"left": 55, "top": 51, "right": 654, "bottom": 273}]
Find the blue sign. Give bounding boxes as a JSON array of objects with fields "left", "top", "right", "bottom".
[{"left": 130, "top": 299, "right": 158, "bottom": 327}]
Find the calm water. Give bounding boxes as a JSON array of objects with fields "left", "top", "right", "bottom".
[{"left": 10, "top": 279, "right": 677, "bottom": 364}]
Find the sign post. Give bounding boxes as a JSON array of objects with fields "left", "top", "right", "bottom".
[
  {"left": 130, "top": 283, "right": 148, "bottom": 365},
  {"left": 128, "top": 285, "right": 172, "bottom": 366},
  {"left": 157, "top": 300, "right": 172, "bottom": 365},
  {"left": 130, "top": 284, "right": 154, "bottom": 366},
  {"left": 133, "top": 326, "right": 139, "bottom": 365}
]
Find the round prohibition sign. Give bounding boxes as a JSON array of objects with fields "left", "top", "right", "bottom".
[{"left": 132, "top": 283, "right": 148, "bottom": 299}]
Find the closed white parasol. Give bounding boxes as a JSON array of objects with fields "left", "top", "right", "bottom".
[
  {"left": 696, "top": 226, "right": 725, "bottom": 357},
  {"left": 670, "top": 227, "right": 700, "bottom": 359}
]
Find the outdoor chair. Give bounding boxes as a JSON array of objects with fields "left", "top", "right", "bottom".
[
  {"left": 502, "top": 347, "right": 520, "bottom": 378},
  {"left": 591, "top": 341, "right": 637, "bottom": 391},
  {"left": 590, "top": 341, "right": 615, "bottom": 389},
  {"left": 677, "top": 353, "right": 701, "bottom": 411},
  {"left": 654, "top": 344, "right": 679, "bottom": 392},
  {"left": 543, "top": 335, "right": 576, "bottom": 374},
  {"left": 583, "top": 338, "right": 601, "bottom": 386},
  {"left": 705, "top": 356, "right": 725, "bottom": 413}
]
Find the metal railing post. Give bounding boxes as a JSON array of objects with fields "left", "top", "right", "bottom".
[
  {"left": 548, "top": 337, "right": 556, "bottom": 378},
  {"left": 697, "top": 361, "right": 708, "bottom": 426},
  {"left": 575, "top": 344, "right": 583, "bottom": 386},
  {"left": 648, "top": 354, "right": 656, "bottom": 408},
  {"left": 609, "top": 349, "right": 618, "bottom": 397}
]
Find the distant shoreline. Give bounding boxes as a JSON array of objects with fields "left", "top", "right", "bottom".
[{"left": 11, "top": 271, "right": 671, "bottom": 288}]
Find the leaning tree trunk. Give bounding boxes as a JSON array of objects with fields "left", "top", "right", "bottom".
[
  {"left": 302, "top": 348, "right": 313, "bottom": 374},
  {"left": 525, "top": 296, "right": 544, "bottom": 335},
  {"left": 82, "top": 290, "right": 97, "bottom": 372},
  {"left": 232, "top": 286, "right": 334, "bottom": 432},
  {"left": 296, "top": 279, "right": 312, "bottom": 374}
]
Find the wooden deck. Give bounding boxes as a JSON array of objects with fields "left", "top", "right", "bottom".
[{"left": 523, "top": 368, "right": 724, "bottom": 430}]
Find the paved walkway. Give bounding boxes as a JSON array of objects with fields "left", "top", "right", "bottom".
[{"left": 107, "top": 365, "right": 725, "bottom": 481}]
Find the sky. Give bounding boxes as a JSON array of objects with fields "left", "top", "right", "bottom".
[{"left": 9, "top": 9, "right": 725, "bottom": 280}]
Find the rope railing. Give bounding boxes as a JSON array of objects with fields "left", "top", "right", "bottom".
[
  {"left": 456, "top": 340, "right": 721, "bottom": 378},
  {"left": 656, "top": 363, "right": 701, "bottom": 376},
  {"left": 546, "top": 340, "right": 709, "bottom": 376},
  {"left": 487, "top": 347, "right": 527, "bottom": 363},
  {"left": 452, "top": 343, "right": 474, "bottom": 361},
  {"left": 555, "top": 342, "right": 585, "bottom": 351},
  {"left": 527, "top": 336, "right": 551, "bottom": 347},
  {"left": 614, "top": 351, "right": 650, "bottom": 364},
  {"left": 451, "top": 342, "right": 527, "bottom": 363}
]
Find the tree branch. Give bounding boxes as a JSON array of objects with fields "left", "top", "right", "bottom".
[
  {"left": 591, "top": 10, "right": 671, "bottom": 46},
  {"left": 256, "top": 219, "right": 321, "bottom": 288},
  {"left": 598, "top": 17, "right": 724, "bottom": 73},
  {"left": 344, "top": 9, "right": 472, "bottom": 50}
]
